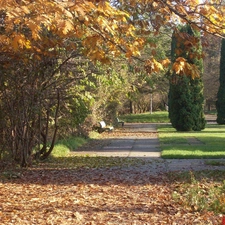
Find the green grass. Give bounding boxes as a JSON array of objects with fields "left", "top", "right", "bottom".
[
  {"left": 120, "top": 111, "right": 170, "bottom": 123},
  {"left": 170, "top": 170, "right": 225, "bottom": 214},
  {"left": 159, "top": 124, "right": 225, "bottom": 159},
  {"left": 48, "top": 134, "right": 144, "bottom": 169},
  {"left": 51, "top": 136, "right": 89, "bottom": 157},
  {"left": 205, "top": 160, "right": 225, "bottom": 166}
]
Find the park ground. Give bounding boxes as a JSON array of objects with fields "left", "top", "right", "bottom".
[{"left": 1, "top": 116, "right": 225, "bottom": 224}]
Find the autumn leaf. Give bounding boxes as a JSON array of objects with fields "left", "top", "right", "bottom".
[
  {"left": 26, "top": 21, "right": 41, "bottom": 40},
  {"left": 161, "top": 58, "right": 171, "bottom": 67},
  {"left": 172, "top": 57, "right": 200, "bottom": 78},
  {"left": 58, "top": 20, "right": 74, "bottom": 35},
  {"left": 1, "top": 0, "right": 225, "bottom": 65},
  {"left": 0, "top": 146, "right": 222, "bottom": 225},
  {"left": 12, "top": 34, "right": 31, "bottom": 50},
  {"left": 145, "top": 58, "right": 164, "bottom": 74}
]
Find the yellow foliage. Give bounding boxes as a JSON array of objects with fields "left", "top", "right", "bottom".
[
  {"left": 26, "top": 21, "right": 41, "bottom": 40},
  {"left": 161, "top": 58, "right": 171, "bottom": 67},
  {"left": 58, "top": 20, "right": 74, "bottom": 35},
  {"left": 1, "top": 0, "right": 145, "bottom": 62},
  {"left": 172, "top": 57, "right": 200, "bottom": 79},
  {"left": 12, "top": 34, "right": 31, "bottom": 50},
  {"left": 1, "top": 0, "right": 225, "bottom": 64},
  {"left": 145, "top": 58, "right": 164, "bottom": 74},
  {"left": 21, "top": 6, "right": 30, "bottom": 14}
]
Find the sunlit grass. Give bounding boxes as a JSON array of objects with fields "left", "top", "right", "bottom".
[
  {"left": 48, "top": 135, "right": 144, "bottom": 169},
  {"left": 51, "top": 135, "right": 93, "bottom": 158},
  {"left": 120, "top": 111, "right": 170, "bottom": 123},
  {"left": 158, "top": 124, "right": 225, "bottom": 159}
]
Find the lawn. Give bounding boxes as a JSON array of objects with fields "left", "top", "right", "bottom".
[
  {"left": 120, "top": 111, "right": 170, "bottom": 123},
  {"left": 159, "top": 124, "right": 225, "bottom": 159}
]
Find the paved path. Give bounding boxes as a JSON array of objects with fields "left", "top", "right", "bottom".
[
  {"left": 74, "top": 122, "right": 225, "bottom": 174},
  {"left": 103, "top": 123, "right": 161, "bottom": 158},
  {"left": 75, "top": 123, "right": 161, "bottom": 158}
]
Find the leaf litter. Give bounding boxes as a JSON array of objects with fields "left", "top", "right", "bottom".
[{"left": 0, "top": 130, "right": 223, "bottom": 224}]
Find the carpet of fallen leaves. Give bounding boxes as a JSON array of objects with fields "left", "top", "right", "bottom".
[
  {"left": 0, "top": 167, "right": 222, "bottom": 224},
  {"left": 0, "top": 129, "right": 223, "bottom": 225}
]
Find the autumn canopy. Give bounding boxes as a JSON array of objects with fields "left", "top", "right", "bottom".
[{"left": 1, "top": 0, "right": 225, "bottom": 75}]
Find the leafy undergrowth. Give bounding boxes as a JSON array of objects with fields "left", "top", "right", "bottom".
[{"left": 170, "top": 171, "right": 225, "bottom": 214}]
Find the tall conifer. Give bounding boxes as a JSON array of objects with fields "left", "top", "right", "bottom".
[
  {"left": 168, "top": 25, "right": 206, "bottom": 131},
  {"left": 216, "top": 38, "right": 225, "bottom": 124}
]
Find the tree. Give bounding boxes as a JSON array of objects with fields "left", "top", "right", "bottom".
[
  {"left": 87, "top": 60, "right": 132, "bottom": 125},
  {"left": 114, "top": 0, "right": 225, "bottom": 77},
  {"left": 0, "top": 0, "right": 225, "bottom": 166},
  {"left": 1, "top": 1, "right": 144, "bottom": 63},
  {"left": 120, "top": 28, "right": 172, "bottom": 114},
  {"left": 216, "top": 38, "right": 225, "bottom": 124},
  {"left": 1, "top": 1, "right": 144, "bottom": 166},
  {"left": 168, "top": 25, "right": 206, "bottom": 131},
  {"left": 202, "top": 34, "right": 221, "bottom": 112},
  {"left": 2, "top": 1, "right": 225, "bottom": 74}
]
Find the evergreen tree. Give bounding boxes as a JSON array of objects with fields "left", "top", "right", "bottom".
[
  {"left": 168, "top": 25, "right": 206, "bottom": 131},
  {"left": 216, "top": 38, "right": 225, "bottom": 124}
]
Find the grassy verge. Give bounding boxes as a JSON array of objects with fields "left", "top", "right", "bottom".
[
  {"left": 51, "top": 130, "right": 101, "bottom": 158},
  {"left": 45, "top": 133, "right": 144, "bottom": 169},
  {"left": 120, "top": 111, "right": 170, "bottom": 123},
  {"left": 51, "top": 136, "right": 88, "bottom": 157},
  {"left": 159, "top": 124, "right": 225, "bottom": 159},
  {"left": 170, "top": 170, "right": 225, "bottom": 214}
]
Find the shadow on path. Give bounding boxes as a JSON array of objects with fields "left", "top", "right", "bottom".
[{"left": 74, "top": 123, "right": 161, "bottom": 158}]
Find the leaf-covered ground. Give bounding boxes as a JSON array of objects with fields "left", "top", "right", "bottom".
[
  {"left": 0, "top": 129, "right": 224, "bottom": 224},
  {"left": 0, "top": 165, "right": 223, "bottom": 224}
]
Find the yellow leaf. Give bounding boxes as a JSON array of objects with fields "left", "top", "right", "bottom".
[
  {"left": 58, "top": 20, "right": 74, "bottom": 35},
  {"left": 12, "top": 34, "right": 26, "bottom": 50},
  {"left": 26, "top": 21, "right": 41, "bottom": 40},
  {"left": 21, "top": 6, "right": 30, "bottom": 14},
  {"left": 172, "top": 57, "right": 200, "bottom": 78},
  {"left": 161, "top": 58, "right": 171, "bottom": 67},
  {"left": 64, "top": 20, "right": 74, "bottom": 34},
  {"left": 145, "top": 58, "right": 164, "bottom": 74},
  {"left": 12, "top": 36, "right": 19, "bottom": 50}
]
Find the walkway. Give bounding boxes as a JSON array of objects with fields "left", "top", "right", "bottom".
[
  {"left": 74, "top": 122, "right": 225, "bottom": 174},
  {"left": 75, "top": 123, "right": 161, "bottom": 158}
]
